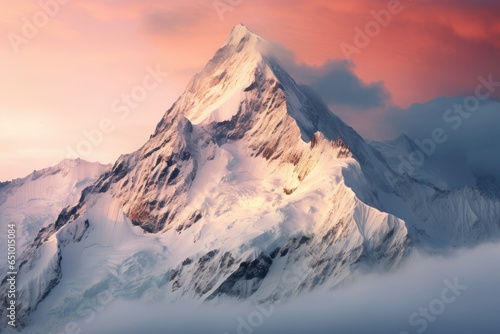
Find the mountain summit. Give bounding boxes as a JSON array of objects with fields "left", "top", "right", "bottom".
[{"left": 3, "top": 24, "right": 500, "bottom": 332}]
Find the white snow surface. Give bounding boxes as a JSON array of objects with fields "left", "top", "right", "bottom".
[{"left": 0, "top": 159, "right": 110, "bottom": 256}]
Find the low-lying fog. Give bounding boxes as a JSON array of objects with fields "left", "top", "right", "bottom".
[{"left": 36, "top": 242, "right": 500, "bottom": 334}]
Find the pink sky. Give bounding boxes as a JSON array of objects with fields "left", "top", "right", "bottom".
[{"left": 1, "top": 0, "right": 499, "bottom": 180}]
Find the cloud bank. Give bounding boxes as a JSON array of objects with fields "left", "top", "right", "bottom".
[{"left": 48, "top": 243, "right": 500, "bottom": 334}]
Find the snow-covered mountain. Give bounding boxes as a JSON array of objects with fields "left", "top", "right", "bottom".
[
  {"left": 370, "top": 96, "right": 500, "bottom": 194},
  {"left": 0, "top": 159, "right": 110, "bottom": 257},
  {"left": 370, "top": 132, "right": 500, "bottom": 197},
  {"left": 369, "top": 134, "right": 450, "bottom": 189},
  {"left": 370, "top": 133, "right": 500, "bottom": 247},
  {"left": 2, "top": 24, "right": 500, "bottom": 333}
]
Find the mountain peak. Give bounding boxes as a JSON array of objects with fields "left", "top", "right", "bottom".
[
  {"left": 152, "top": 24, "right": 269, "bottom": 126},
  {"left": 154, "top": 24, "right": 361, "bottom": 147},
  {"left": 225, "top": 23, "right": 259, "bottom": 45},
  {"left": 230, "top": 23, "right": 251, "bottom": 34},
  {"left": 221, "top": 23, "right": 265, "bottom": 55}
]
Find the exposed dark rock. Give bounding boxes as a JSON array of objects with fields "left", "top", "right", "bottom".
[
  {"left": 169, "top": 269, "right": 179, "bottom": 282},
  {"left": 206, "top": 254, "right": 272, "bottom": 300},
  {"left": 155, "top": 155, "right": 163, "bottom": 167},
  {"left": 180, "top": 150, "right": 191, "bottom": 161},
  {"left": 74, "top": 220, "right": 90, "bottom": 242},
  {"left": 244, "top": 81, "right": 258, "bottom": 92},
  {"left": 158, "top": 165, "right": 170, "bottom": 180},
  {"left": 167, "top": 168, "right": 180, "bottom": 185},
  {"left": 269, "top": 247, "right": 280, "bottom": 259},
  {"left": 220, "top": 252, "right": 235, "bottom": 269},
  {"left": 236, "top": 35, "right": 250, "bottom": 52},
  {"left": 211, "top": 70, "right": 227, "bottom": 86},
  {"left": 280, "top": 247, "right": 289, "bottom": 257},
  {"left": 54, "top": 205, "right": 79, "bottom": 230},
  {"left": 142, "top": 146, "right": 161, "bottom": 160},
  {"left": 198, "top": 250, "right": 219, "bottom": 267},
  {"left": 297, "top": 235, "right": 311, "bottom": 247}
]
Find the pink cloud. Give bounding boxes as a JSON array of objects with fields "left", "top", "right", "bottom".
[{"left": 1, "top": 0, "right": 499, "bottom": 179}]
